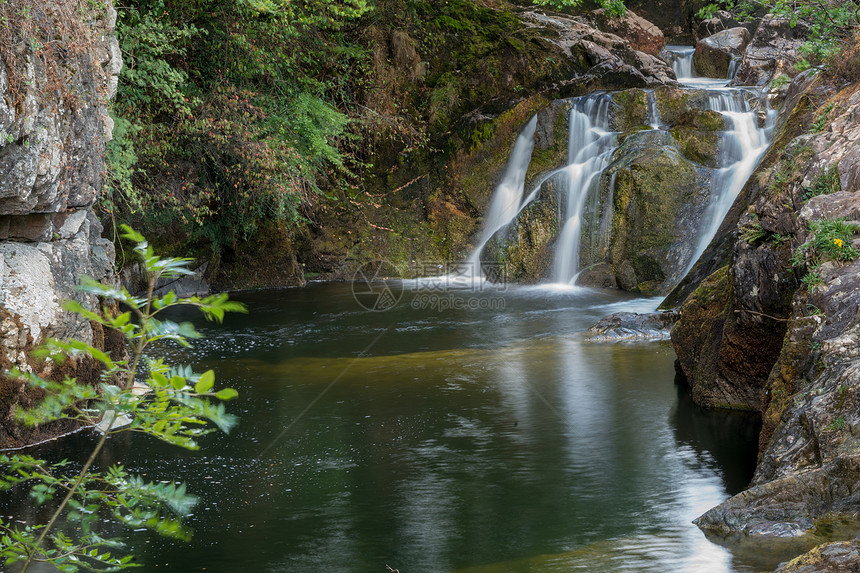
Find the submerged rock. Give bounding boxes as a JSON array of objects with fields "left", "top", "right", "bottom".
[
  {"left": 585, "top": 310, "right": 678, "bottom": 342},
  {"left": 774, "top": 538, "right": 860, "bottom": 572}
]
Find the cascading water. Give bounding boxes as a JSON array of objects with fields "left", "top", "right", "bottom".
[
  {"left": 688, "top": 91, "right": 773, "bottom": 267},
  {"left": 552, "top": 95, "right": 617, "bottom": 285},
  {"left": 466, "top": 45, "right": 773, "bottom": 290},
  {"left": 466, "top": 115, "right": 538, "bottom": 274}
]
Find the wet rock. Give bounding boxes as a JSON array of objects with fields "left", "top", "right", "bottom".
[
  {"left": 732, "top": 15, "right": 808, "bottom": 86},
  {"left": 694, "top": 27, "right": 751, "bottom": 79},
  {"left": 585, "top": 310, "right": 678, "bottom": 342},
  {"left": 579, "top": 129, "right": 711, "bottom": 294},
  {"left": 774, "top": 537, "right": 860, "bottom": 573},
  {"left": 673, "top": 70, "right": 860, "bottom": 545},
  {"left": 588, "top": 8, "right": 665, "bottom": 56},
  {"left": 520, "top": 10, "right": 677, "bottom": 95}
]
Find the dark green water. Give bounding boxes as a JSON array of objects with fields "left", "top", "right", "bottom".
[{"left": 15, "top": 283, "right": 773, "bottom": 572}]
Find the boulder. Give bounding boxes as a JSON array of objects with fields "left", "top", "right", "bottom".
[
  {"left": 585, "top": 310, "right": 678, "bottom": 342},
  {"left": 588, "top": 8, "right": 665, "bottom": 56},
  {"left": 520, "top": 10, "right": 677, "bottom": 95},
  {"left": 732, "top": 15, "right": 808, "bottom": 86},
  {"left": 695, "top": 9, "right": 741, "bottom": 39},
  {"left": 694, "top": 27, "right": 752, "bottom": 79},
  {"left": 578, "top": 129, "right": 711, "bottom": 294}
]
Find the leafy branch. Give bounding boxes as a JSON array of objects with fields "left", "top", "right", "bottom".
[{"left": 0, "top": 225, "right": 246, "bottom": 572}]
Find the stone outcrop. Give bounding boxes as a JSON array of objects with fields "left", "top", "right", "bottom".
[
  {"left": 520, "top": 10, "right": 677, "bottom": 95},
  {"left": 732, "top": 15, "right": 808, "bottom": 87},
  {"left": 665, "top": 61, "right": 860, "bottom": 564},
  {"left": 694, "top": 27, "right": 752, "bottom": 79},
  {"left": 0, "top": 0, "right": 121, "bottom": 448},
  {"left": 587, "top": 8, "right": 666, "bottom": 56}
]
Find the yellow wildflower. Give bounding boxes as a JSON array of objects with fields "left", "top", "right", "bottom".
[{"left": 834, "top": 238, "right": 844, "bottom": 248}]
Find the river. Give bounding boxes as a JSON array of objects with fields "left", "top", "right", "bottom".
[{"left": 15, "top": 281, "right": 778, "bottom": 572}]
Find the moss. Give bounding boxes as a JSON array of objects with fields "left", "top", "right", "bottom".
[
  {"left": 612, "top": 89, "right": 648, "bottom": 133},
  {"left": 670, "top": 126, "right": 720, "bottom": 167}
]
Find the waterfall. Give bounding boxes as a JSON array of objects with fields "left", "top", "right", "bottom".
[
  {"left": 687, "top": 91, "right": 774, "bottom": 268},
  {"left": 552, "top": 95, "right": 617, "bottom": 285},
  {"left": 466, "top": 115, "right": 538, "bottom": 272},
  {"left": 646, "top": 90, "right": 662, "bottom": 129},
  {"left": 464, "top": 47, "right": 773, "bottom": 291}
]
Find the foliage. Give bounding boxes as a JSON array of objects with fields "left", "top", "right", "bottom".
[
  {"left": 696, "top": 3, "right": 722, "bottom": 19},
  {"left": 792, "top": 217, "right": 860, "bottom": 270},
  {"left": 803, "top": 166, "right": 841, "bottom": 201},
  {"left": 712, "top": 1, "right": 860, "bottom": 63},
  {"left": 800, "top": 268, "right": 823, "bottom": 292},
  {"left": 532, "top": 0, "right": 626, "bottom": 17},
  {"left": 740, "top": 212, "right": 767, "bottom": 243},
  {"left": 0, "top": 227, "right": 245, "bottom": 572},
  {"left": 106, "top": 0, "right": 372, "bottom": 252}
]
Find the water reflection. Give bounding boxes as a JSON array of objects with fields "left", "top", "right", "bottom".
[{"left": 2, "top": 284, "right": 772, "bottom": 572}]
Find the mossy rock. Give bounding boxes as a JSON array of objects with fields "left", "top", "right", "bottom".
[
  {"left": 670, "top": 126, "right": 721, "bottom": 167},
  {"left": 483, "top": 171, "right": 566, "bottom": 282},
  {"left": 611, "top": 89, "right": 648, "bottom": 133},
  {"left": 594, "top": 130, "right": 710, "bottom": 294}
]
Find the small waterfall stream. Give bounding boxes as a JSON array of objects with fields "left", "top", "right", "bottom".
[
  {"left": 467, "top": 115, "right": 538, "bottom": 271},
  {"left": 552, "top": 95, "right": 617, "bottom": 285},
  {"left": 467, "top": 46, "right": 773, "bottom": 290}
]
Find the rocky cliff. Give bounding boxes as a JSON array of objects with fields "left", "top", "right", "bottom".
[
  {"left": 665, "top": 26, "right": 860, "bottom": 566},
  {"left": 0, "top": 0, "right": 121, "bottom": 448}
]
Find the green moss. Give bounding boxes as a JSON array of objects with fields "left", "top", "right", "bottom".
[
  {"left": 612, "top": 89, "right": 647, "bottom": 133},
  {"left": 670, "top": 126, "right": 720, "bottom": 166}
]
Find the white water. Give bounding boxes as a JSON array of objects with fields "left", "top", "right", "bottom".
[
  {"left": 465, "top": 115, "right": 538, "bottom": 276},
  {"left": 687, "top": 91, "right": 774, "bottom": 267},
  {"left": 665, "top": 44, "right": 730, "bottom": 89},
  {"left": 552, "top": 95, "right": 617, "bottom": 285},
  {"left": 646, "top": 89, "right": 662, "bottom": 129},
  {"left": 463, "top": 46, "right": 773, "bottom": 289}
]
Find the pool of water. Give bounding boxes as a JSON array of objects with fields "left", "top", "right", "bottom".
[{"left": 11, "top": 282, "right": 772, "bottom": 572}]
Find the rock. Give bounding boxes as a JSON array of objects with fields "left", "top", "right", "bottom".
[
  {"left": 624, "top": 0, "right": 704, "bottom": 44},
  {"left": 696, "top": 10, "right": 741, "bottom": 39},
  {"left": 671, "top": 65, "right": 860, "bottom": 546},
  {"left": 0, "top": 1, "right": 122, "bottom": 449},
  {"left": 774, "top": 538, "right": 860, "bottom": 573},
  {"left": 694, "top": 27, "right": 751, "bottom": 79},
  {"left": 732, "top": 15, "right": 808, "bottom": 86},
  {"left": 580, "top": 129, "right": 711, "bottom": 294},
  {"left": 520, "top": 10, "right": 677, "bottom": 95},
  {"left": 585, "top": 310, "right": 678, "bottom": 342},
  {"left": 588, "top": 8, "right": 665, "bottom": 56}
]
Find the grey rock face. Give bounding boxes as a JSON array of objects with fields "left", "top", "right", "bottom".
[
  {"left": 0, "top": 1, "right": 121, "bottom": 448},
  {"left": 694, "top": 27, "right": 752, "bottom": 79},
  {"left": 520, "top": 10, "right": 677, "bottom": 94},
  {"left": 696, "top": 10, "right": 741, "bottom": 40},
  {"left": 732, "top": 15, "right": 808, "bottom": 86}
]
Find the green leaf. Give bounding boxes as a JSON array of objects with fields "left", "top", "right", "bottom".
[
  {"left": 195, "top": 370, "right": 215, "bottom": 394},
  {"left": 215, "top": 388, "right": 238, "bottom": 400}
]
